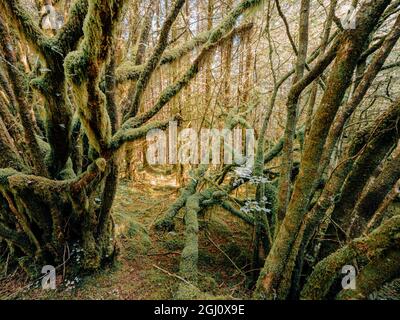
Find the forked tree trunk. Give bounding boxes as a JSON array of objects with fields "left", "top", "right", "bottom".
[{"left": 254, "top": 0, "right": 392, "bottom": 299}]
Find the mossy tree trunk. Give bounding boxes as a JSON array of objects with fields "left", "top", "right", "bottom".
[
  {"left": 254, "top": 0, "right": 394, "bottom": 299},
  {"left": 0, "top": 0, "right": 172, "bottom": 275}
]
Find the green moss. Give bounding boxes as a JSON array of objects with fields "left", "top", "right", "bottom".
[
  {"left": 337, "top": 249, "right": 400, "bottom": 300},
  {"left": 115, "top": 61, "right": 143, "bottom": 83},
  {"left": 162, "top": 236, "right": 185, "bottom": 251},
  {"left": 198, "top": 275, "right": 218, "bottom": 293},
  {"left": 175, "top": 283, "right": 203, "bottom": 300},
  {"left": 64, "top": 50, "right": 89, "bottom": 86},
  {"left": 202, "top": 215, "right": 231, "bottom": 237},
  {"left": 126, "top": 221, "right": 151, "bottom": 258},
  {"left": 300, "top": 216, "right": 400, "bottom": 300},
  {"left": 58, "top": 159, "right": 77, "bottom": 180},
  {"left": 54, "top": 0, "right": 88, "bottom": 54},
  {"left": 0, "top": 168, "right": 19, "bottom": 185}
]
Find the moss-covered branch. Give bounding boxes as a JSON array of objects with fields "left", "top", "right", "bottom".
[
  {"left": 275, "top": 0, "right": 311, "bottom": 226},
  {"left": 53, "top": 0, "right": 88, "bottom": 55},
  {"left": 221, "top": 201, "right": 255, "bottom": 225},
  {"left": 64, "top": 0, "right": 126, "bottom": 153},
  {"left": 0, "top": 118, "right": 26, "bottom": 172},
  {"left": 0, "top": 15, "right": 48, "bottom": 177},
  {"left": 122, "top": 22, "right": 253, "bottom": 130},
  {"left": 325, "top": 98, "right": 400, "bottom": 251},
  {"left": 110, "top": 118, "right": 174, "bottom": 152},
  {"left": 0, "top": 99, "right": 24, "bottom": 154},
  {"left": 175, "top": 193, "right": 202, "bottom": 299},
  {"left": 337, "top": 249, "right": 400, "bottom": 300},
  {"left": 317, "top": 13, "right": 400, "bottom": 180},
  {"left": 115, "top": 23, "right": 253, "bottom": 84},
  {"left": 0, "top": 154, "right": 112, "bottom": 274},
  {"left": 1, "top": 0, "right": 49, "bottom": 57},
  {"left": 155, "top": 166, "right": 207, "bottom": 231},
  {"left": 348, "top": 150, "right": 400, "bottom": 238},
  {"left": 300, "top": 216, "right": 400, "bottom": 300},
  {"left": 0, "top": 222, "right": 33, "bottom": 255},
  {"left": 286, "top": 124, "right": 374, "bottom": 295},
  {"left": 125, "top": 0, "right": 186, "bottom": 118}
]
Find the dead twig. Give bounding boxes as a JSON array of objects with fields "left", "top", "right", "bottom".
[{"left": 152, "top": 264, "right": 198, "bottom": 289}]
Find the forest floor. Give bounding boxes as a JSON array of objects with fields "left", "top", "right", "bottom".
[{"left": 0, "top": 172, "right": 254, "bottom": 300}]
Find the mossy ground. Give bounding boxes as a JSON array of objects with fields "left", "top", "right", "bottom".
[{"left": 0, "top": 174, "right": 253, "bottom": 300}]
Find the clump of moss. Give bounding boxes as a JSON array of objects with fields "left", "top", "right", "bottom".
[
  {"left": 162, "top": 234, "right": 185, "bottom": 251},
  {"left": 125, "top": 221, "right": 151, "bottom": 259},
  {"left": 175, "top": 284, "right": 203, "bottom": 300},
  {"left": 199, "top": 275, "right": 218, "bottom": 293},
  {"left": 202, "top": 215, "right": 231, "bottom": 238},
  {"left": 0, "top": 168, "right": 18, "bottom": 185},
  {"left": 386, "top": 202, "right": 400, "bottom": 219},
  {"left": 58, "top": 159, "right": 77, "bottom": 180},
  {"left": 64, "top": 50, "right": 89, "bottom": 86}
]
